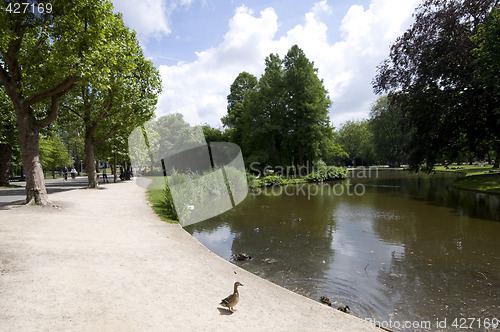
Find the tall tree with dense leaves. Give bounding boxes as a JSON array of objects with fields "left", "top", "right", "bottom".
[
  {"left": 283, "top": 45, "right": 332, "bottom": 167},
  {"left": 222, "top": 71, "right": 258, "bottom": 148},
  {"left": 242, "top": 53, "right": 286, "bottom": 166},
  {"left": 373, "top": 0, "right": 499, "bottom": 171},
  {"left": 62, "top": 13, "right": 161, "bottom": 188},
  {"left": 0, "top": 0, "right": 116, "bottom": 204},
  {"left": 224, "top": 45, "right": 333, "bottom": 169}
]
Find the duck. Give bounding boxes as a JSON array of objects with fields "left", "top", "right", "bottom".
[
  {"left": 220, "top": 281, "right": 243, "bottom": 312},
  {"left": 319, "top": 296, "right": 332, "bottom": 306},
  {"left": 337, "top": 305, "right": 350, "bottom": 313},
  {"left": 232, "top": 253, "right": 252, "bottom": 261}
]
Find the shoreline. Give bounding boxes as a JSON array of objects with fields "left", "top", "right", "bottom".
[{"left": 0, "top": 179, "right": 379, "bottom": 331}]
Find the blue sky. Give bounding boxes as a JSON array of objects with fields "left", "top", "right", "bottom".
[{"left": 112, "top": 0, "right": 422, "bottom": 128}]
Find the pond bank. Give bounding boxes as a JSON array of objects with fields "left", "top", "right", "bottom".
[
  {"left": 0, "top": 180, "right": 380, "bottom": 331},
  {"left": 450, "top": 172, "right": 500, "bottom": 194},
  {"left": 352, "top": 166, "right": 500, "bottom": 195}
]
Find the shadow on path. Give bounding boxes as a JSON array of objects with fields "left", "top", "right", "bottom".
[{"left": 0, "top": 178, "right": 123, "bottom": 210}]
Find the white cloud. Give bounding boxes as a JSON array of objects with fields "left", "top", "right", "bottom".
[
  {"left": 157, "top": 5, "right": 282, "bottom": 125},
  {"left": 112, "top": 0, "right": 198, "bottom": 39},
  {"left": 155, "top": 0, "right": 421, "bottom": 128}
]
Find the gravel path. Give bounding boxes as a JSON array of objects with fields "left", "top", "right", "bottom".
[{"left": 0, "top": 180, "right": 379, "bottom": 331}]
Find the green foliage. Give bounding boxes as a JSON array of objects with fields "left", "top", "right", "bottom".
[
  {"left": 304, "top": 166, "right": 349, "bottom": 182},
  {"left": 223, "top": 45, "right": 334, "bottom": 168},
  {"left": 0, "top": 87, "right": 16, "bottom": 146},
  {"left": 373, "top": 0, "right": 499, "bottom": 171},
  {"left": 162, "top": 181, "right": 179, "bottom": 221},
  {"left": 334, "top": 120, "right": 374, "bottom": 166},
  {"left": 0, "top": 0, "right": 141, "bottom": 202},
  {"left": 39, "top": 135, "right": 72, "bottom": 170},
  {"left": 256, "top": 175, "right": 284, "bottom": 187},
  {"left": 368, "top": 96, "right": 410, "bottom": 166},
  {"left": 161, "top": 166, "right": 247, "bottom": 223},
  {"left": 146, "top": 176, "right": 178, "bottom": 223},
  {"left": 473, "top": 7, "right": 500, "bottom": 88},
  {"left": 201, "top": 125, "right": 229, "bottom": 143},
  {"left": 472, "top": 6, "right": 500, "bottom": 167}
]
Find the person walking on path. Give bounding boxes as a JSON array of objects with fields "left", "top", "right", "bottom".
[
  {"left": 62, "top": 167, "right": 68, "bottom": 181},
  {"left": 102, "top": 168, "right": 109, "bottom": 183}
]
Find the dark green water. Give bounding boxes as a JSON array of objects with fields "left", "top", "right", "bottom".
[{"left": 185, "top": 170, "right": 500, "bottom": 330}]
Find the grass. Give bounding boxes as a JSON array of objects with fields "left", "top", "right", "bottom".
[
  {"left": 426, "top": 164, "right": 500, "bottom": 193},
  {"left": 452, "top": 173, "right": 500, "bottom": 193},
  {"left": 145, "top": 176, "right": 178, "bottom": 224},
  {"left": 434, "top": 164, "right": 494, "bottom": 175}
]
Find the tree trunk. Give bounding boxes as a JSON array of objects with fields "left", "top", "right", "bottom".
[
  {"left": 0, "top": 143, "right": 12, "bottom": 186},
  {"left": 16, "top": 111, "right": 48, "bottom": 205},
  {"left": 298, "top": 143, "right": 303, "bottom": 167},
  {"left": 494, "top": 149, "right": 500, "bottom": 169},
  {"left": 112, "top": 155, "right": 117, "bottom": 183},
  {"left": 85, "top": 137, "right": 98, "bottom": 188}
]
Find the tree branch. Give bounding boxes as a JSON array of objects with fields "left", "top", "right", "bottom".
[
  {"left": 5, "top": 17, "right": 26, "bottom": 84},
  {"left": 25, "top": 75, "right": 80, "bottom": 107},
  {"left": 61, "top": 104, "right": 83, "bottom": 120},
  {"left": 95, "top": 89, "right": 113, "bottom": 123},
  {"left": 38, "top": 78, "right": 79, "bottom": 128},
  {"left": 94, "top": 123, "right": 122, "bottom": 147}
]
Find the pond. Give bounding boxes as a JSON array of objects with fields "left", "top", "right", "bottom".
[{"left": 185, "top": 170, "right": 500, "bottom": 330}]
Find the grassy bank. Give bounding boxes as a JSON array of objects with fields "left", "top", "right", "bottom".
[
  {"left": 145, "top": 176, "right": 178, "bottom": 224},
  {"left": 452, "top": 173, "right": 500, "bottom": 193},
  {"left": 434, "top": 164, "right": 495, "bottom": 175},
  {"left": 432, "top": 164, "right": 500, "bottom": 193}
]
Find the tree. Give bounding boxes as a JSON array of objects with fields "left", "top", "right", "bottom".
[
  {"left": 283, "top": 45, "right": 332, "bottom": 167},
  {"left": 202, "top": 125, "right": 228, "bottom": 143},
  {"left": 223, "top": 45, "right": 333, "bottom": 169},
  {"left": 39, "top": 134, "right": 72, "bottom": 178},
  {"left": 223, "top": 72, "right": 258, "bottom": 129},
  {"left": 0, "top": 0, "right": 117, "bottom": 204},
  {"left": 335, "top": 120, "right": 374, "bottom": 166},
  {"left": 129, "top": 113, "right": 208, "bottom": 176},
  {"left": 369, "top": 96, "right": 410, "bottom": 166},
  {"left": 373, "top": 0, "right": 499, "bottom": 171},
  {"left": 96, "top": 129, "right": 131, "bottom": 182},
  {"left": 222, "top": 71, "right": 258, "bottom": 150},
  {"left": 241, "top": 53, "right": 286, "bottom": 167},
  {"left": 61, "top": 13, "right": 161, "bottom": 188}
]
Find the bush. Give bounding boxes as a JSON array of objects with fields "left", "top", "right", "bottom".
[
  {"left": 305, "top": 166, "right": 349, "bottom": 182},
  {"left": 257, "top": 175, "right": 284, "bottom": 187},
  {"left": 162, "top": 181, "right": 178, "bottom": 220}
]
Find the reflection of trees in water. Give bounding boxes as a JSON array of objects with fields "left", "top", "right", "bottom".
[
  {"left": 187, "top": 173, "right": 500, "bottom": 326},
  {"left": 356, "top": 170, "right": 499, "bottom": 221},
  {"left": 371, "top": 191, "right": 500, "bottom": 324},
  {"left": 189, "top": 187, "right": 339, "bottom": 297}
]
